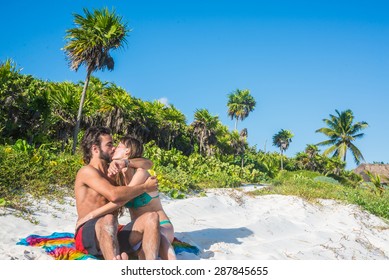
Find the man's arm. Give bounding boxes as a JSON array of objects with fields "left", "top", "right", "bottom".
[
  {"left": 107, "top": 158, "right": 153, "bottom": 177},
  {"left": 76, "top": 201, "right": 124, "bottom": 230},
  {"left": 129, "top": 158, "right": 153, "bottom": 170},
  {"left": 79, "top": 166, "right": 158, "bottom": 203}
]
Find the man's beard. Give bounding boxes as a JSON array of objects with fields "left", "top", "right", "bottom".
[{"left": 99, "top": 147, "right": 112, "bottom": 163}]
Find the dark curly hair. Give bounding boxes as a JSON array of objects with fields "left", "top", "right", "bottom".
[{"left": 81, "top": 126, "right": 111, "bottom": 164}]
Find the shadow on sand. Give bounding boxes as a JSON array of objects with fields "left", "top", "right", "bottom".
[{"left": 176, "top": 227, "right": 254, "bottom": 259}]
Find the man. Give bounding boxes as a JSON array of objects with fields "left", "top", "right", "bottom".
[{"left": 74, "top": 126, "right": 160, "bottom": 260}]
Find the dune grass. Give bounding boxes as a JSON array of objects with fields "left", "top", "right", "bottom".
[{"left": 252, "top": 170, "right": 389, "bottom": 221}]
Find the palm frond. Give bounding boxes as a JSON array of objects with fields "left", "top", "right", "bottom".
[{"left": 316, "top": 109, "right": 368, "bottom": 165}]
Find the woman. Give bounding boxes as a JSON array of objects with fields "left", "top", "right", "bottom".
[{"left": 76, "top": 136, "right": 176, "bottom": 260}]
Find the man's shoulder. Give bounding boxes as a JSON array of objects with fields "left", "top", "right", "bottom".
[{"left": 76, "top": 165, "right": 101, "bottom": 179}]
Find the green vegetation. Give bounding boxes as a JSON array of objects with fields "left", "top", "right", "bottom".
[
  {"left": 253, "top": 170, "right": 389, "bottom": 220},
  {"left": 0, "top": 141, "right": 82, "bottom": 221},
  {"left": 0, "top": 9, "right": 386, "bottom": 223},
  {"left": 63, "top": 7, "right": 130, "bottom": 153},
  {"left": 316, "top": 109, "right": 369, "bottom": 165},
  {"left": 272, "top": 129, "right": 294, "bottom": 170},
  {"left": 227, "top": 89, "right": 256, "bottom": 131}
]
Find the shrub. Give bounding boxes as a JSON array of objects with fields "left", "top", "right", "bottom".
[
  {"left": 253, "top": 170, "right": 389, "bottom": 220},
  {"left": 0, "top": 142, "right": 82, "bottom": 216},
  {"left": 144, "top": 142, "right": 261, "bottom": 196},
  {"left": 313, "top": 176, "right": 341, "bottom": 185}
]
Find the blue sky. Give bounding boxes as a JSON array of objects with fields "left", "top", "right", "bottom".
[{"left": 2, "top": 0, "right": 389, "bottom": 170}]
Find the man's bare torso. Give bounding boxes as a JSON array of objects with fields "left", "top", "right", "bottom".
[{"left": 74, "top": 165, "right": 115, "bottom": 222}]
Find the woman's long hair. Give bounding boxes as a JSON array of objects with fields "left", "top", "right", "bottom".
[{"left": 120, "top": 136, "right": 144, "bottom": 159}]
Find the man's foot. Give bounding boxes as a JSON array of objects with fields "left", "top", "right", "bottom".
[{"left": 113, "top": 252, "right": 129, "bottom": 260}]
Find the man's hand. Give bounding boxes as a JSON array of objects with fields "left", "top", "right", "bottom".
[
  {"left": 143, "top": 176, "right": 158, "bottom": 193},
  {"left": 107, "top": 159, "right": 127, "bottom": 177}
]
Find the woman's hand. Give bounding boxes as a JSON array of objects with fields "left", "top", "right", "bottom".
[{"left": 108, "top": 159, "right": 127, "bottom": 177}]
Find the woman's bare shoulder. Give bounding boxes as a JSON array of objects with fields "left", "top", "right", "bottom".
[{"left": 134, "top": 168, "right": 150, "bottom": 176}]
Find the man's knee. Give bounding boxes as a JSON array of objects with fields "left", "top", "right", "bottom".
[
  {"left": 101, "top": 214, "right": 117, "bottom": 225},
  {"left": 145, "top": 212, "right": 159, "bottom": 227},
  {"left": 96, "top": 214, "right": 117, "bottom": 237}
]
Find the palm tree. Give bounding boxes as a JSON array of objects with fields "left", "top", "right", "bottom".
[
  {"left": 191, "top": 109, "right": 219, "bottom": 156},
  {"left": 227, "top": 89, "right": 256, "bottom": 130},
  {"left": 315, "top": 109, "right": 368, "bottom": 165},
  {"left": 272, "top": 129, "right": 294, "bottom": 170},
  {"left": 63, "top": 8, "right": 129, "bottom": 153},
  {"left": 295, "top": 144, "right": 320, "bottom": 171},
  {"left": 365, "top": 171, "right": 386, "bottom": 196}
]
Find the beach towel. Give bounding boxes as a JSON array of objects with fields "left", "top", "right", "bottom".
[{"left": 17, "top": 232, "right": 200, "bottom": 260}]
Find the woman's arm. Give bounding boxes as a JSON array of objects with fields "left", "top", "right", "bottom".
[{"left": 75, "top": 201, "right": 125, "bottom": 230}]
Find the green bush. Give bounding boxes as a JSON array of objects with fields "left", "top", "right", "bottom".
[
  {"left": 313, "top": 176, "right": 341, "bottom": 185},
  {"left": 144, "top": 142, "right": 261, "bottom": 196},
  {"left": 0, "top": 142, "right": 82, "bottom": 213}
]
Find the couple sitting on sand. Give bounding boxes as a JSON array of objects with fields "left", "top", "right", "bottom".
[{"left": 74, "top": 126, "right": 176, "bottom": 260}]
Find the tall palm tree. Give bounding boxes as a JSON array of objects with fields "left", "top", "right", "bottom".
[
  {"left": 227, "top": 89, "right": 256, "bottom": 130},
  {"left": 63, "top": 8, "right": 129, "bottom": 153},
  {"left": 191, "top": 109, "right": 219, "bottom": 156},
  {"left": 272, "top": 129, "right": 294, "bottom": 170},
  {"left": 315, "top": 109, "right": 368, "bottom": 165}
]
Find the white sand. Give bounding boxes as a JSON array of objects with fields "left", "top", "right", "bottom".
[{"left": 1, "top": 186, "right": 389, "bottom": 260}]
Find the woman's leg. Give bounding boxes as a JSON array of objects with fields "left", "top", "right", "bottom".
[
  {"left": 161, "top": 223, "right": 175, "bottom": 243},
  {"left": 130, "top": 212, "right": 160, "bottom": 260},
  {"left": 127, "top": 168, "right": 176, "bottom": 259},
  {"left": 159, "top": 233, "right": 177, "bottom": 260}
]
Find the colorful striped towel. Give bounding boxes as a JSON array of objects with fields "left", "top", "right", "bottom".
[{"left": 17, "top": 232, "right": 199, "bottom": 260}]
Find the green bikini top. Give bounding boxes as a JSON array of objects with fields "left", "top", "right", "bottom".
[{"left": 125, "top": 192, "right": 159, "bottom": 209}]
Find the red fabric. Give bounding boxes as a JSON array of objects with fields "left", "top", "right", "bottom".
[{"left": 74, "top": 227, "right": 88, "bottom": 254}]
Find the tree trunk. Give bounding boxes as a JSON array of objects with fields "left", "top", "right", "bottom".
[
  {"left": 280, "top": 149, "right": 284, "bottom": 170},
  {"left": 72, "top": 69, "right": 92, "bottom": 154},
  {"left": 235, "top": 119, "right": 238, "bottom": 131}
]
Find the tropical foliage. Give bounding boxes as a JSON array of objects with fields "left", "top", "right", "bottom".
[
  {"left": 364, "top": 170, "right": 387, "bottom": 196},
  {"left": 2, "top": 5, "right": 387, "bottom": 224},
  {"left": 316, "top": 109, "right": 368, "bottom": 165},
  {"left": 254, "top": 170, "right": 389, "bottom": 220},
  {"left": 1, "top": 58, "right": 384, "bottom": 221},
  {"left": 63, "top": 7, "right": 130, "bottom": 153},
  {"left": 190, "top": 109, "right": 219, "bottom": 156},
  {"left": 227, "top": 89, "right": 256, "bottom": 130},
  {"left": 272, "top": 129, "right": 294, "bottom": 170}
]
